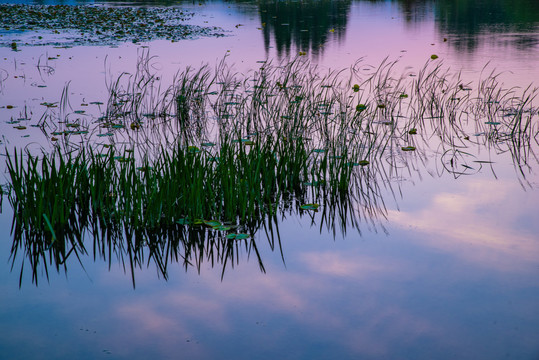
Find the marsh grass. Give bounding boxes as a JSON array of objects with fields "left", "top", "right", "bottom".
[{"left": 5, "top": 53, "right": 538, "bottom": 285}]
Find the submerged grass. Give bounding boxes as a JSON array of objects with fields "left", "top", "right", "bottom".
[{"left": 4, "top": 53, "right": 538, "bottom": 285}]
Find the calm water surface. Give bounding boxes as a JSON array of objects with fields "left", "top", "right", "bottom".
[{"left": 1, "top": 1, "right": 539, "bottom": 359}]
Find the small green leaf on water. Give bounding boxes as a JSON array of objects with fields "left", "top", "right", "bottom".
[
  {"left": 352, "top": 84, "right": 360, "bottom": 92},
  {"left": 356, "top": 104, "right": 367, "bottom": 112},
  {"left": 204, "top": 220, "right": 221, "bottom": 228},
  {"left": 187, "top": 146, "right": 200, "bottom": 153},
  {"left": 408, "top": 128, "right": 417, "bottom": 134},
  {"left": 213, "top": 225, "right": 231, "bottom": 231},
  {"left": 136, "top": 166, "right": 153, "bottom": 172},
  {"left": 226, "top": 233, "right": 250, "bottom": 240},
  {"left": 14, "top": 125, "right": 27, "bottom": 130},
  {"left": 431, "top": 54, "right": 439, "bottom": 60},
  {"left": 399, "top": 93, "right": 408, "bottom": 98},
  {"left": 401, "top": 146, "right": 416, "bottom": 151},
  {"left": 313, "top": 149, "right": 326, "bottom": 153},
  {"left": 177, "top": 218, "right": 191, "bottom": 225},
  {"left": 357, "top": 160, "right": 370, "bottom": 166},
  {"left": 300, "top": 203, "right": 319, "bottom": 210},
  {"left": 485, "top": 121, "right": 500, "bottom": 125},
  {"left": 201, "top": 142, "right": 216, "bottom": 147}
]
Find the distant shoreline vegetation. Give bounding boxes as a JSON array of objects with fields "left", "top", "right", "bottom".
[{"left": 0, "top": 4, "right": 226, "bottom": 48}]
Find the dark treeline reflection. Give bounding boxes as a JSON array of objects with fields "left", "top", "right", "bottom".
[
  {"left": 433, "top": 0, "right": 539, "bottom": 52},
  {"left": 258, "top": 0, "right": 351, "bottom": 58},
  {"left": 93, "top": 0, "right": 538, "bottom": 54}
]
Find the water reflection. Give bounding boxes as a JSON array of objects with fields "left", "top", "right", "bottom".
[
  {"left": 5, "top": 49, "right": 538, "bottom": 287},
  {"left": 3, "top": 0, "right": 539, "bottom": 59},
  {"left": 258, "top": 0, "right": 351, "bottom": 58},
  {"left": 8, "top": 180, "right": 389, "bottom": 287}
]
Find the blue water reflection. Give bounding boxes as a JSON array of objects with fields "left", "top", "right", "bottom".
[{"left": 1, "top": 0, "right": 539, "bottom": 359}]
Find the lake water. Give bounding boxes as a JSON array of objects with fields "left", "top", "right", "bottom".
[{"left": 1, "top": 1, "right": 539, "bottom": 359}]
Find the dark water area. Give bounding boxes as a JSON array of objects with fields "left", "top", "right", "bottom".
[{"left": 0, "top": 0, "right": 538, "bottom": 359}]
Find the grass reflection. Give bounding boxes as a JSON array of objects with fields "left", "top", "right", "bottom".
[{"left": 4, "top": 52, "right": 537, "bottom": 286}]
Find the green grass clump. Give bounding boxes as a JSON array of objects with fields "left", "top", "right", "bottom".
[{"left": 4, "top": 53, "right": 537, "bottom": 285}]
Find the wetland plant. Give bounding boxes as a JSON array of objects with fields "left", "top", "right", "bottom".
[{"left": 4, "top": 54, "right": 537, "bottom": 285}]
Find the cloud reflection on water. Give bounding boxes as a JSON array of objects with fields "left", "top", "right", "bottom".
[{"left": 388, "top": 177, "right": 539, "bottom": 272}]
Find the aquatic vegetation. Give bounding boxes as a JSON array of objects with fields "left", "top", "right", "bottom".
[
  {"left": 0, "top": 4, "right": 225, "bottom": 47},
  {"left": 3, "top": 53, "right": 538, "bottom": 286}
]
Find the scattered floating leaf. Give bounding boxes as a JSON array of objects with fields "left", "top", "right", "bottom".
[
  {"left": 431, "top": 54, "right": 439, "bottom": 60},
  {"left": 213, "top": 225, "right": 231, "bottom": 231},
  {"left": 356, "top": 104, "right": 367, "bottom": 112},
  {"left": 203, "top": 220, "right": 221, "bottom": 227},
  {"left": 300, "top": 203, "right": 319, "bottom": 210},
  {"left": 401, "top": 146, "right": 416, "bottom": 151},
  {"left": 357, "top": 160, "right": 370, "bottom": 166},
  {"left": 408, "top": 128, "right": 417, "bottom": 134},
  {"left": 226, "top": 233, "right": 250, "bottom": 240}
]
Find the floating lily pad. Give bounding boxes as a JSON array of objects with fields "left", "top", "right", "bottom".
[
  {"left": 357, "top": 160, "right": 370, "bottom": 166},
  {"left": 226, "top": 233, "right": 250, "bottom": 240},
  {"left": 213, "top": 225, "right": 232, "bottom": 231},
  {"left": 300, "top": 203, "right": 319, "bottom": 210},
  {"left": 401, "top": 146, "right": 416, "bottom": 151},
  {"left": 352, "top": 84, "right": 360, "bottom": 92},
  {"left": 203, "top": 220, "right": 221, "bottom": 228},
  {"left": 356, "top": 104, "right": 367, "bottom": 112}
]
